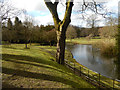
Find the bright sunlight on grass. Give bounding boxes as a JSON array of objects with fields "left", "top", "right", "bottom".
[{"left": 2, "top": 44, "right": 95, "bottom": 88}]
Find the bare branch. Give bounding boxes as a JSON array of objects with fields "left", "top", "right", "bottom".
[
  {"left": 44, "top": 0, "right": 61, "bottom": 29},
  {"left": 0, "top": 0, "right": 23, "bottom": 23},
  {"left": 62, "top": 0, "right": 74, "bottom": 29},
  {"left": 75, "top": 0, "right": 113, "bottom": 18},
  {"left": 54, "top": 0, "right": 59, "bottom": 6}
]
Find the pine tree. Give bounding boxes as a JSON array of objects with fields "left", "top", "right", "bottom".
[
  {"left": 14, "top": 17, "right": 24, "bottom": 43},
  {"left": 7, "top": 18, "right": 13, "bottom": 30},
  {"left": 14, "top": 17, "right": 20, "bottom": 31}
]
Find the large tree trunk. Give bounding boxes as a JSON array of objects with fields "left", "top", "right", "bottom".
[
  {"left": 56, "top": 30, "right": 66, "bottom": 64},
  {"left": 44, "top": 0, "right": 73, "bottom": 65}
]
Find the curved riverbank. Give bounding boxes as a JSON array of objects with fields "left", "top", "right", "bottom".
[{"left": 66, "top": 47, "right": 120, "bottom": 89}]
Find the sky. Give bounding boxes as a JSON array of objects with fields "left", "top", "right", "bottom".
[{"left": 9, "top": 0, "right": 119, "bottom": 27}]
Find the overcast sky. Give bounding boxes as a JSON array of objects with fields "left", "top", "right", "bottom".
[{"left": 10, "top": 0, "right": 119, "bottom": 27}]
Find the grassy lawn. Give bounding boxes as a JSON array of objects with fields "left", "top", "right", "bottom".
[
  {"left": 66, "top": 38, "right": 102, "bottom": 45},
  {"left": 1, "top": 44, "right": 95, "bottom": 88},
  {"left": 66, "top": 38, "right": 116, "bottom": 45}
]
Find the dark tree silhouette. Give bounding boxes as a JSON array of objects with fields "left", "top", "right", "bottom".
[{"left": 7, "top": 18, "right": 13, "bottom": 31}]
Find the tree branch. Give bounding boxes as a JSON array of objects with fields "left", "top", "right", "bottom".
[
  {"left": 76, "top": 0, "right": 113, "bottom": 18},
  {"left": 62, "top": 0, "right": 74, "bottom": 30},
  {"left": 54, "top": 0, "right": 59, "bottom": 6},
  {"left": 44, "top": 0, "right": 61, "bottom": 29}
]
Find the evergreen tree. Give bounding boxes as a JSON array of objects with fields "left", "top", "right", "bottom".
[
  {"left": 7, "top": 18, "right": 13, "bottom": 30},
  {"left": 14, "top": 17, "right": 24, "bottom": 43},
  {"left": 14, "top": 17, "right": 21, "bottom": 31}
]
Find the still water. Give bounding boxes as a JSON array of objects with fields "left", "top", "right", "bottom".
[{"left": 66, "top": 43, "right": 119, "bottom": 79}]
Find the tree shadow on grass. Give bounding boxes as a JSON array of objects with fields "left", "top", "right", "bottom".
[
  {"left": 3, "top": 55, "right": 71, "bottom": 76},
  {"left": 2, "top": 83, "right": 20, "bottom": 88},
  {"left": 2, "top": 67, "right": 82, "bottom": 88},
  {"left": 2, "top": 54, "right": 58, "bottom": 68},
  {"left": 2, "top": 54, "right": 75, "bottom": 78}
]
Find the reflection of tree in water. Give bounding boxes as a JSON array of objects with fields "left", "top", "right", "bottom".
[
  {"left": 87, "top": 46, "right": 117, "bottom": 78},
  {"left": 87, "top": 46, "right": 116, "bottom": 64},
  {"left": 66, "top": 44, "right": 120, "bottom": 79},
  {"left": 86, "top": 45, "right": 97, "bottom": 64},
  {"left": 86, "top": 45, "right": 106, "bottom": 65}
]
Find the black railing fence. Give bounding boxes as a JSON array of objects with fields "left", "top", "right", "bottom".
[{"left": 64, "top": 59, "right": 120, "bottom": 89}]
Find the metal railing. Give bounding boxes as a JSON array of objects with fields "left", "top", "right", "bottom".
[{"left": 65, "top": 59, "right": 120, "bottom": 89}]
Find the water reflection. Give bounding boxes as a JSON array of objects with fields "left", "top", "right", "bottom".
[
  {"left": 66, "top": 43, "right": 119, "bottom": 79},
  {"left": 115, "top": 57, "right": 120, "bottom": 80}
]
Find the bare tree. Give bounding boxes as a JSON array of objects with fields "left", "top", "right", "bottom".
[
  {"left": 99, "top": 16, "right": 118, "bottom": 39},
  {"left": 86, "top": 14, "right": 100, "bottom": 37},
  {"left": 86, "top": 14, "right": 99, "bottom": 28},
  {"left": 44, "top": 0, "right": 112, "bottom": 65},
  {"left": 0, "top": 0, "right": 22, "bottom": 24},
  {"left": 105, "top": 16, "right": 118, "bottom": 26},
  {"left": 23, "top": 11, "right": 34, "bottom": 48},
  {"left": 66, "top": 25, "right": 77, "bottom": 39}
]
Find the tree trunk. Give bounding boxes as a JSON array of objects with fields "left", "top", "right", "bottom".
[
  {"left": 56, "top": 30, "right": 66, "bottom": 65},
  {"left": 44, "top": 0, "right": 73, "bottom": 65}
]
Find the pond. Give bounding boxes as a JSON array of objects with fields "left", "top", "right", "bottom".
[{"left": 66, "top": 43, "right": 120, "bottom": 80}]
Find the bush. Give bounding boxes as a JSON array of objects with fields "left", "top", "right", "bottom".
[{"left": 93, "top": 39, "right": 117, "bottom": 57}]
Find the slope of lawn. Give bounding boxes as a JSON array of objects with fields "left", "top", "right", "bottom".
[{"left": 2, "top": 44, "right": 95, "bottom": 88}]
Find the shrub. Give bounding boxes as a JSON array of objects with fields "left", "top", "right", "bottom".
[{"left": 93, "top": 39, "right": 117, "bottom": 57}]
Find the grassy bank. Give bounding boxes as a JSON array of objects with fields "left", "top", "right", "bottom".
[
  {"left": 2, "top": 44, "right": 95, "bottom": 88},
  {"left": 66, "top": 38, "right": 117, "bottom": 57},
  {"left": 93, "top": 39, "right": 117, "bottom": 57},
  {"left": 66, "top": 38, "right": 101, "bottom": 45}
]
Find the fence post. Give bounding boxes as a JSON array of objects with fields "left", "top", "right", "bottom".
[
  {"left": 80, "top": 66, "right": 81, "bottom": 76},
  {"left": 113, "top": 79, "right": 115, "bottom": 89},
  {"left": 99, "top": 73, "right": 100, "bottom": 87}
]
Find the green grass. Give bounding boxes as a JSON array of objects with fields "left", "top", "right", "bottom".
[
  {"left": 1, "top": 44, "right": 95, "bottom": 88},
  {"left": 66, "top": 38, "right": 101, "bottom": 45}
]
